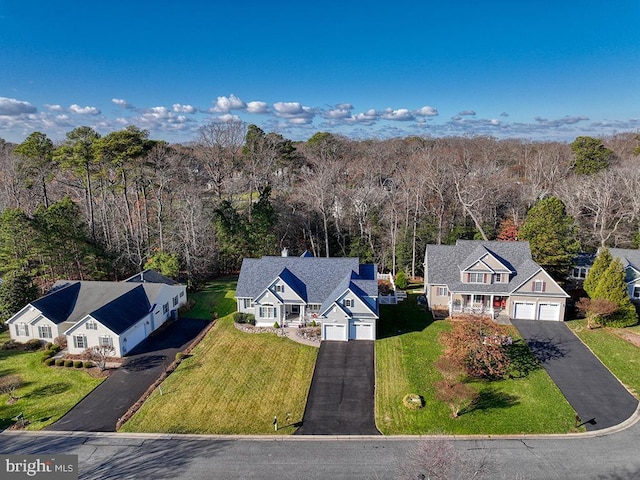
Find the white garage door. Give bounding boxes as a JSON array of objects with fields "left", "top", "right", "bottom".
[
  {"left": 351, "top": 322, "right": 374, "bottom": 340},
  {"left": 514, "top": 302, "right": 536, "bottom": 320},
  {"left": 538, "top": 303, "right": 561, "bottom": 321},
  {"left": 122, "top": 321, "right": 147, "bottom": 354},
  {"left": 323, "top": 324, "right": 347, "bottom": 341}
]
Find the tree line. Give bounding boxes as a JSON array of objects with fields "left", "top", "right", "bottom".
[{"left": 0, "top": 123, "right": 639, "bottom": 302}]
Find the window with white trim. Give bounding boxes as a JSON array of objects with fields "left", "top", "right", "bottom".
[
  {"left": 163, "top": 302, "right": 169, "bottom": 314},
  {"left": 73, "top": 335, "right": 87, "bottom": 349},
  {"left": 275, "top": 284, "right": 284, "bottom": 293},
  {"left": 259, "top": 305, "right": 277, "bottom": 318},
  {"left": 494, "top": 273, "right": 503, "bottom": 283},
  {"left": 15, "top": 323, "right": 29, "bottom": 336},
  {"left": 633, "top": 286, "right": 640, "bottom": 298},
  {"left": 308, "top": 304, "right": 321, "bottom": 312},
  {"left": 99, "top": 335, "right": 113, "bottom": 348},
  {"left": 343, "top": 298, "right": 354, "bottom": 308},
  {"left": 533, "top": 280, "right": 545, "bottom": 292},
  {"left": 173, "top": 295, "right": 179, "bottom": 307},
  {"left": 467, "top": 272, "right": 485, "bottom": 284},
  {"left": 86, "top": 321, "right": 98, "bottom": 330},
  {"left": 436, "top": 286, "right": 448, "bottom": 296},
  {"left": 38, "top": 325, "right": 52, "bottom": 339},
  {"left": 242, "top": 298, "right": 252, "bottom": 309}
]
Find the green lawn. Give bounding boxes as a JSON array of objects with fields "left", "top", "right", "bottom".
[
  {"left": 0, "top": 332, "right": 103, "bottom": 430},
  {"left": 376, "top": 294, "right": 580, "bottom": 435},
  {"left": 567, "top": 320, "right": 640, "bottom": 398},
  {"left": 120, "top": 279, "right": 318, "bottom": 434}
]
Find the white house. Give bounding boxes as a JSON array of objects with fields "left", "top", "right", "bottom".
[
  {"left": 424, "top": 240, "right": 569, "bottom": 321},
  {"left": 235, "top": 250, "right": 379, "bottom": 341},
  {"left": 7, "top": 270, "right": 187, "bottom": 357}
]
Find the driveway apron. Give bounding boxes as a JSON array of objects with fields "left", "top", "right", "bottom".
[
  {"left": 512, "top": 319, "right": 638, "bottom": 431},
  {"left": 296, "top": 341, "right": 380, "bottom": 435},
  {"left": 47, "top": 318, "right": 208, "bottom": 432}
]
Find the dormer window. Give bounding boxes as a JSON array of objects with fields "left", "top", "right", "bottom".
[
  {"left": 494, "top": 273, "right": 508, "bottom": 283},
  {"left": 344, "top": 298, "right": 354, "bottom": 308},
  {"left": 275, "top": 284, "right": 284, "bottom": 293},
  {"left": 467, "top": 273, "right": 486, "bottom": 284}
]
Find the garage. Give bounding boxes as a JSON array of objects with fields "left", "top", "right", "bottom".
[
  {"left": 323, "top": 323, "right": 347, "bottom": 341},
  {"left": 122, "top": 321, "right": 147, "bottom": 354},
  {"left": 350, "top": 321, "right": 374, "bottom": 340},
  {"left": 513, "top": 302, "right": 536, "bottom": 320},
  {"left": 538, "top": 303, "right": 561, "bottom": 321}
]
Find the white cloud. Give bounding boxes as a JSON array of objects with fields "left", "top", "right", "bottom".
[
  {"left": 0, "top": 97, "right": 37, "bottom": 116},
  {"left": 348, "top": 109, "right": 379, "bottom": 125},
  {"left": 459, "top": 110, "right": 476, "bottom": 116},
  {"left": 323, "top": 103, "right": 354, "bottom": 119},
  {"left": 69, "top": 104, "right": 101, "bottom": 115},
  {"left": 246, "top": 101, "right": 269, "bottom": 114},
  {"left": 216, "top": 113, "right": 242, "bottom": 122},
  {"left": 500, "top": 112, "right": 509, "bottom": 117},
  {"left": 45, "top": 104, "right": 64, "bottom": 112},
  {"left": 112, "top": 98, "right": 134, "bottom": 110},
  {"left": 382, "top": 108, "right": 414, "bottom": 121},
  {"left": 534, "top": 115, "right": 589, "bottom": 127},
  {"left": 212, "top": 94, "right": 247, "bottom": 113},
  {"left": 415, "top": 105, "right": 439, "bottom": 117},
  {"left": 172, "top": 103, "right": 196, "bottom": 114},
  {"left": 273, "top": 101, "right": 315, "bottom": 124}
]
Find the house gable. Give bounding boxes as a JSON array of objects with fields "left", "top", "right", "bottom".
[{"left": 511, "top": 269, "right": 568, "bottom": 297}]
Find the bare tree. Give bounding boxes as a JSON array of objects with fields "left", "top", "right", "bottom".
[
  {"left": 0, "top": 374, "right": 24, "bottom": 403},
  {"left": 87, "top": 345, "right": 116, "bottom": 371},
  {"left": 399, "top": 438, "right": 488, "bottom": 480}
]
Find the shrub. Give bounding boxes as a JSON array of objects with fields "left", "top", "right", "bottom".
[
  {"left": 54, "top": 335, "right": 67, "bottom": 349},
  {"left": 233, "top": 312, "right": 256, "bottom": 325},
  {"left": 395, "top": 271, "right": 408, "bottom": 290},
  {"left": 310, "top": 320, "right": 317, "bottom": 327},
  {"left": 274, "top": 322, "right": 280, "bottom": 328},
  {"left": 44, "top": 358, "right": 56, "bottom": 366},
  {"left": 175, "top": 352, "right": 186, "bottom": 361},
  {"left": 83, "top": 361, "right": 93, "bottom": 369},
  {"left": 1, "top": 340, "right": 21, "bottom": 350},
  {"left": 25, "top": 338, "right": 43, "bottom": 351},
  {"left": 64, "top": 360, "right": 74, "bottom": 368},
  {"left": 48, "top": 344, "right": 61, "bottom": 354},
  {"left": 41, "top": 350, "right": 54, "bottom": 362},
  {"left": 44, "top": 342, "right": 54, "bottom": 350},
  {"left": 55, "top": 359, "right": 65, "bottom": 366},
  {"left": 74, "top": 361, "right": 83, "bottom": 368},
  {"left": 402, "top": 393, "right": 425, "bottom": 410}
]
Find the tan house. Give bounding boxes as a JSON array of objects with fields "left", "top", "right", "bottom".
[{"left": 424, "top": 240, "right": 569, "bottom": 321}]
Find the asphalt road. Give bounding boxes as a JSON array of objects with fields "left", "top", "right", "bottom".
[
  {"left": 47, "top": 318, "right": 208, "bottom": 432},
  {"left": 512, "top": 320, "right": 639, "bottom": 430},
  {"left": 2, "top": 413, "right": 640, "bottom": 480},
  {"left": 295, "top": 341, "right": 380, "bottom": 435}
]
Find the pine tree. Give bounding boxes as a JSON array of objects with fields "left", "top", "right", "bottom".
[
  {"left": 519, "top": 197, "right": 580, "bottom": 279},
  {"left": 0, "top": 270, "right": 38, "bottom": 325},
  {"left": 592, "top": 259, "right": 638, "bottom": 327},
  {"left": 583, "top": 248, "right": 613, "bottom": 298}
]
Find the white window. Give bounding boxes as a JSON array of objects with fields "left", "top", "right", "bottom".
[
  {"left": 73, "top": 335, "right": 87, "bottom": 349},
  {"left": 633, "top": 286, "right": 640, "bottom": 298},
  {"left": 173, "top": 295, "right": 179, "bottom": 307},
  {"left": 572, "top": 267, "right": 588, "bottom": 279},
  {"left": 86, "top": 321, "right": 98, "bottom": 330},
  {"left": 99, "top": 336, "right": 113, "bottom": 348},
  {"left": 308, "top": 304, "right": 321, "bottom": 312},
  {"left": 436, "top": 286, "right": 448, "bottom": 296},
  {"left": 275, "top": 284, "right": 284, "bottom": 293},
  {"left": 533, "top": 280, "right": 545, "bottom": 293},
  {"left": 163, "top": 302, "right": 169, "bottom": 314},
  {"left": 344, "top": 298, "right": 354, "bottom": 308},
  {"left": 242, "top": 298, "right": 252, "bottom": 309},
  {"left": 15, "top": 323, "right": 29, "bottom": 336},
  {"left": 495, "top": 273, "right": 503, "bottom": 283},
  {"left": 38, "top": 325, "right": 52, "bottom": 339},
  {"left": 468, "top": 273, "right": 485, "bottom": 284},
  {"left": 259, "top": 305, "right": 276, "bottom": 318}
]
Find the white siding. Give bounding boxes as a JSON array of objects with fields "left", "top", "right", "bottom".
[{"left": 66, "top": 316, "right": 123, "bottom": 356}]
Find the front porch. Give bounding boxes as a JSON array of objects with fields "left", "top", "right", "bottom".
[{"left": 451, "top": 294, "right": 507, "bottom": 318}]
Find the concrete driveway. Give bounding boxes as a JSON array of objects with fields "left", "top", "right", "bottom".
[
  {"left": 295, "top": 341, "right": 380, "bottom": 435},
  {"left": 512, "top": 319, "right": 639, "bottom": 431},
  {"left": 48, "top": 318, "right": 208, "bottom": 432}
]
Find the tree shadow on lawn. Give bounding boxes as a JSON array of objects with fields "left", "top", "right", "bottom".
[
  {"left": 463, "top": 386, "right": 520, "bottom": 415},
  {"left": 28, "top": 382, "right": 71, "bottom": 398},
  {"left": 506, "top": 340, "right": 543, "bottom": 378},
  {"left": 377, "top": 294, "right": 433, "bottom": 339}
]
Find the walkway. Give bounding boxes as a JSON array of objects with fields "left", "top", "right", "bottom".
[
  {"left": 295, "top": 341, "right": 380, "bottom": 435},
  {"left": 512, "top": 319, "right": 639, "bottom": 431}
]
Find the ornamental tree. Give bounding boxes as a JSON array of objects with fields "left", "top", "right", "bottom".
[
  {"left": 583, "top": 248, "right": 613, "bottom": 298},
  {"left": 592, "top": 258, "right": 638, "bottom": 327}
]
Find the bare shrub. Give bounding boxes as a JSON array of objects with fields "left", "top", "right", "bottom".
[{"left": 0, "top": 374, "right": 24, "bottom": 403}]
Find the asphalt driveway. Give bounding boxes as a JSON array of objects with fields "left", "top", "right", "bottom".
[
  {"left": 48, "top": 318, "right": 208, "bottom": 432},
  {"left": 512, "top": 319, "right": 639, "bottom": 431},
  {"left": 295, "top": 341, "right": 380, "bottom": 435}
]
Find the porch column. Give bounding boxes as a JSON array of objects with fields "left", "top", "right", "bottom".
[{"left": 490, "top": 294, "right": 494, "bottom": 317}]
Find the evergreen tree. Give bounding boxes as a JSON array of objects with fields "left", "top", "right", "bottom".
[
  {"left": 570, "top": 136, "right": 613, "bottom": 175},
  {"left": 145, "top": 250, "right": 180, "bottom": 279},
  {"left": 0, "top": 270, "right": 38, "bottom": 324},
  {"left": 592, "top": 258, "right": 638, "bottom": 327},
  {"left": 583, "top": 248, "right": 613, "bottom": 297},
  {"left": 519, "top": 197, "right": 580, "bottom": 279}
]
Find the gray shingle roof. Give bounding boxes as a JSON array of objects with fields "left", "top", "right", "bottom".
[
  {"left": 425, "top": 240, "right": 542, "bottom": 294},
  {"left": 124, "top": 269, "right": 179, "bottom": 285},
  {"left": 91, "top": 285, "right": 152, "bottom": 334},
  {"left": 236, "top": 256, "right": 378, "bottom": 314},
  {"left": 609, "top": 248, "right": 640, "bottom": 283}
]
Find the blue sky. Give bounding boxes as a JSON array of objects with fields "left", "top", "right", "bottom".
[{"left": 1, "top": 1, "right": 638, "bottom": 144}]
